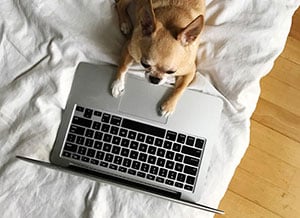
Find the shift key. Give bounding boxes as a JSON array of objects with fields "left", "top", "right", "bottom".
[{"left": 181, "top": 146, "right": 202, "bottom": 158}]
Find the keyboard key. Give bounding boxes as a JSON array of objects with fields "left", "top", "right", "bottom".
[
  {"left": 67, "top": 134, "right": 76, "bottom": 143},
  {"left": 100, "top": 161, "right": 108, "bottom": 168},
  {"left": 166, "top": 151, "right": 174, "bottom": 159},
  {"left": 122, "top": 158, "right": 132, "bottom": 167},
  {"left": 120, "top": 148, "right": 130, "bottom": 157},
  {"left": 184, "top": 156, "right": 200, "bottom": 166},
  {"left": 104, "top": 153, "right": 114, "bottom": 162},
  {"left": 103, "top": 143, "right": 112, "bottom": 152},
  {"left": 109, "top": 164, "right": 118, "bottom": 170},
  {"left": 128, "top": 131, "right": 137, "bottom": 139},
  {"left": 166, "top": 160, "right": 174, "bottom": 169},
  {"left": 78, "top": 146, "right": 87, "bottom": 155},
  {"left": 119, "top": 128, "right": 128, "bottom": 137},
  {"left": 129, "top": 150, "right": 138, "bottom": 159},
  {"left": 84, "top": 138, "right": 94, "bottom": 147},
  {"left": 148, "top": 146, "right": 156, "bottom": 154},
  {"left": 101, "top": 124, "right": 110, "bottom": 132},
  {"left": 94, "top": 141, "right": 103, "bottom": 150},
  {"left": 177, "top": 173, "right": 186, "bottom": 182},
  {"left": 175, "top": 153, "right": 183, "bottom": 162},
  {"left": 138, "top": 143, "right": 148, "bottom": 152},
  {"left": 195, "top": 138, "right": 205, "bottom": 148},
  {"left": 168, "top": 171, "right": 177, "bottom": 180},
  {"left": 64, "top": 143, "right": 77, "bottom": 152},
  {"left": 111, "top": 115, "right": 122, "bottom": 126},
  {"left": 83, "top": 109, "right": 93, "bottom": 118},
  {"left": 92, "top": 121, "right": 101, "bottom": 130},
  {"left": 72, "top": 116, "right": 92, "bottom": 128},
  {"left": 184, "top": 185, "right": 193, "bottom": 191},
  {"left": 141, "top": 163, "right": 150, "bottom": 173},
  {"left": 163, "top": 140, "right": 172, "bottom": 149},
  {"left": 175, "top": 163, "right": 184, "bottom": 172},
  {"left": 121, "top": 138, "right": 130, "bottom": 147},
  {"left": 103, "top": 134, "right": 112, "bottom": 143},
  {"left": 71, "top": 154, "right": 80, "bottom": 160},
  {"left": 138, "top": 153, "right": 147, "bottom": 162},
  {"left": 62, "top": 151, "right": 71, "bottom": 157},
  {"left": 76, "top": 105, "right": 84, "bottom": 112},
  {"left": 157, "top": 158, "right": 165, "bottom": 167},
  {"left": 94, "top": 110, "right": 102, "bottom": 117},
  {"left": 94, "top": 132, "right": 103, "bottom": 140},
  {"left": 137, "top": 133, "right": 145, "bottom": 142},
  {"left": 112, "top": 136, "right": 121, "bottom": 145},
  {"left": 96, "top": 151, "right": 105, "bottom": 160},
  {"left": 128, "top": 169, "right": 137, "bottom": 175},
  {"left": 166, "top": 179, "right": 174, "bottom": 186},
  {"left": 172, "top": 143, "right": 181, "bottom": 152},
  {"left": 175, "top": 182, "right": 183, "bottom": 188},
  {"left": 166, "top": 131, "right": 177, "bottom": 141},
  {"left": 130, "top": 141, "right": 139, "bottom": 150},
  {"left": 85, "top": 129, "right": 94, "bottom": 138},
  {"left": 186, "top": 176, "right": 196, "bottom": 185},
  {"left": 177, "top": 134, "right": 186, "bottom": 143},
  {"left": 76, "top": 136, "right": 84, "bottom": 145},
  {"left": 154, "top": 138, "right": 163, "bottom": 147},
  {"left": 101, "top": 113, "right": 111, "bottom": 123},
  {"left": 137, "top": 172, "right": 146, "bottom": 178},
  {"left": 150, "top": 166, "right": 159, "bottom": 175},
  {"left": 91, "top": 159, "right": 99, "bottom": 165},
  {"left": 159, "top": 168, "right": 168, "bottom": 177},
  {"left": 122, "top": 118, "right": 166, "bottom": 138},
  {"left": 146, "top": 174, "right": 155, "bottom": 180},
  {"left": 184, "top": 165, "right": 197, "bottom": 176},
  {"left": 70, "top": 125, "right": 85, "bottom": 135},
  {"left": 186, "top": 136, "right": 195, "bottom": 146},
  {"left": 181, "top": 146, "right": 202, "bottom": 158},
  {"left": 112, "top": 146, "right": 121, "bottom": 155},
  {"left": 146, "top": 136, "right": 154, "bottom": 144},
  {"left": 132, "top": 161, "right": 141, "bottom": 170},
  {"left": 110, "top": 126, "right": 119, "bottom": 135},
  {"left": 156, "top": 177, "right": 165, "bottom": 183},
  {"left": 113, "top": 156, "right": 123, "bottom": 165},
  {"left": 147, "top": 155, "right": 156, "bottom": 164},
  {"left": 157, "top": 148, "right": 165, "bottom": 157},
  {"left": 118, "top": 166, "right": 127, "bottom": 173},
  {"left": 81, "top": 156, "right": 90, "bottom": 162},
  {"left": 86, "top": 148, "right": 96, "bottom": 158}
]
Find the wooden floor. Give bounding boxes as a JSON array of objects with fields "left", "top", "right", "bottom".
[{"left": 215, "top": 8, "right": 300, "bottom": 218}]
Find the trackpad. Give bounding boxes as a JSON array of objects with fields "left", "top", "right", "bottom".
[{"left": 118, "top": 76, "right": 168, "bottom": 124}]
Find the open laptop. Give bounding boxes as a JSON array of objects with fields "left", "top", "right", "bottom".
[{"left": 17, "top": 62, "right": 224, "bottom": 214}]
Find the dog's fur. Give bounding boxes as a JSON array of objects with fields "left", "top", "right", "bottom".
[{"left": 112, "top": 0, "right": 205, "bottom": 117}]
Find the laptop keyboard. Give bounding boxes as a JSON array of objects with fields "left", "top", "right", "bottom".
[{"left": 61, "top": 105, "right": 206, "bottom": 192}]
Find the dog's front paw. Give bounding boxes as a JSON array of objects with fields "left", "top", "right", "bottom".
[
  {"left": 160, "top": 100, "right": 176, "bottom": 117},
  {"left": 111, "top": 79, "right": 125, "bottom": 98}
]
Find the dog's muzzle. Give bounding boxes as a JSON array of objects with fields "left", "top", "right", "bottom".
[{"left": 149, "top": 76, "right": 161, "bottom": 85}]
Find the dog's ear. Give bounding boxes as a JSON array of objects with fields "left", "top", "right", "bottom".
[
  {"left": 140, "top": 0, "right": 156, "bottom": 36},
  {"left": 177, "top": 15, "right": 204, "bottom": 46}
]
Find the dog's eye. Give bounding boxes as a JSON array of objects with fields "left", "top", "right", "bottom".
[
  {"left": 141, "top": 61, "right": 151, "bottom": 69},
  {"left": 166, "top": 70, "right": 176, "bottom": 74}
]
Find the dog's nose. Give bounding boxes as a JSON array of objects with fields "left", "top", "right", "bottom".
[{"left": 149, "top": 76, "right": 161, "bottom": 84}]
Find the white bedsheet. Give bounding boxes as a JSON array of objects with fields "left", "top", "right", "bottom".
[{"left": 0, "top": 0, "right": 299, "bottom": 217}]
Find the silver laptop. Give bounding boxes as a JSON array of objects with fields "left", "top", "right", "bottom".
[{"left": 17, "top": 62, "right": 224, "bottom": 214}]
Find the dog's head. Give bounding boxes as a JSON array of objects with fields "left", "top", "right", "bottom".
[{"left": 131, "top": 0, "right": 204, "bottom": 85}]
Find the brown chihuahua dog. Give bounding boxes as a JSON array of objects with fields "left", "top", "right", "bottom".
[{"left": 112, "top": 0, "right": 205, "bottom": 117}]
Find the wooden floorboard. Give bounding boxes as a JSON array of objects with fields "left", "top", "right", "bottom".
[{"left": 215, "top": 7, "right": 300, "bottom": 218}]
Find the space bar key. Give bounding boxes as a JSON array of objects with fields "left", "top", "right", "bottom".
[{"left": 122, "top": 118, "right": 166, "bottom": 138}]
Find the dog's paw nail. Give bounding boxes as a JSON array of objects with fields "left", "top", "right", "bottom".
[
  {"left": 159, "top": 105, "right": 174, "bottom": 117},
  {"left": 121, "top": 22, "right": 132, "bottom": 35},
  {"left": 111, "top": 79, "right": 125, "bottom": 97}
]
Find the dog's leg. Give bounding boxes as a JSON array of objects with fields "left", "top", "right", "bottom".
[
  {"left": 160, "top": 73, "right": 195, "bottom": 117},
  {"left": 115, "top": 0, "right": 133, "bottom": 35},
  {"left": 111, "top": 44, "right": 134, "bottom": 97}
]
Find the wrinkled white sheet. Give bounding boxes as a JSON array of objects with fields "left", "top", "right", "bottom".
[{"left": 0, "top": 0, "right": 299, "bottom": 217}]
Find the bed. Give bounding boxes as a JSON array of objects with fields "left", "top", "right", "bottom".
[{"left": 0, "top": 0, "right": 299, "bottom": 217}]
